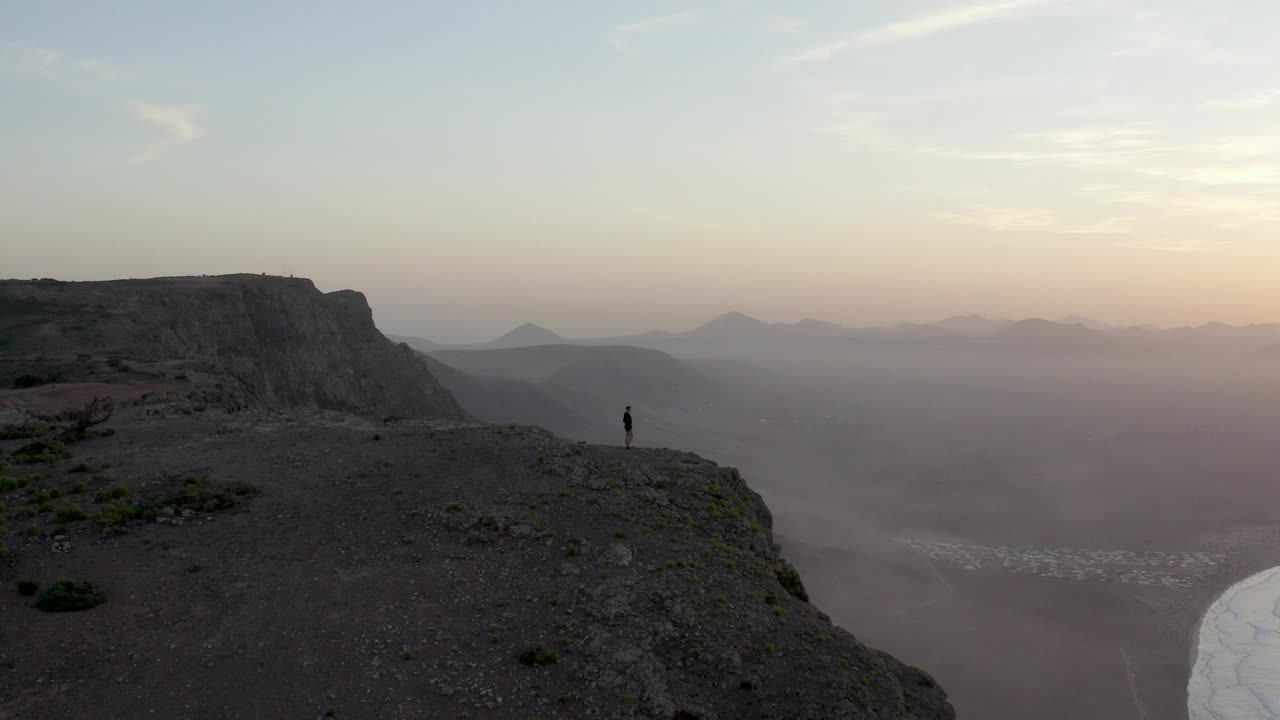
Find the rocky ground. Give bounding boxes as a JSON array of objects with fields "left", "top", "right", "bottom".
[{"left": 0, "top": 399, "right": 952, "bottom": 720}]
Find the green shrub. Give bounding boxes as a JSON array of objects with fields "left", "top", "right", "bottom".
[
  {"left": 11, "top": 440, "right": 72, "bottom": 464},
  {"left": 35, "top": 580, "right": 105, "bottom": 611},
  {"left": 157, "top": 486, "right": 235, "bottom": 513},
  {"left": 70, "top": 482, "right": 87, "bottom": 494},
  {"left": 229, "top": 481, "right": 259, "bottom": 497},
  {"left": 69, "top": 463, "right": 91, "bottom": 473},
  {"left": 53, "top": 505, "right": 88, "bottom": 523},
  {"left": 775, "top": 563, "right": 810, "bottom": 602},
  {"left": 518, "top": 646, "right": 559, "bottom": 666},
  {"left": 0, "top": 425, "right": 46, "bottom": 441},
  {"left": 92, "top": 503, "right": 138, "bottom": 532},
  {"left": 444, "top": 502, "right": 463, "bottom": 513},
  {"left": 24, "top": 524, "right": 40, "bottom": 537},
  {"left": 17, "top": 579, "right": 39, "bottom": 595}
]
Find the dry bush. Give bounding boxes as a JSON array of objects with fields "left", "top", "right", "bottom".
[{"left": 60, "top": 395, "right": 113, "bottom": 440}]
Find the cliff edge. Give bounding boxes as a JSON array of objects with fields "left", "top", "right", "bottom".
[{"left": 1, "top": 410, "right": 952, "bottom": 719}]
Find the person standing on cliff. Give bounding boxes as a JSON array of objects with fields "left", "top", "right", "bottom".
[{"left": 623, "top": 406, "right": 633, "bottom": 449}]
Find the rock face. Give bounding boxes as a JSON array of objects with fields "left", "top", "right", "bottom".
[{"left": 0, "top": 275, "right": 463, "bottom": 419}]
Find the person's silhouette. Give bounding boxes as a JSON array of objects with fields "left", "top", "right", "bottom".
[{"left": 623, "top": 405, "right": 633, "bottom": 449}]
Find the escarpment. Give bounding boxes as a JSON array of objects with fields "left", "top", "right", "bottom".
[{"left": 0, "top": 275, "right": 463, "bottom": 419}]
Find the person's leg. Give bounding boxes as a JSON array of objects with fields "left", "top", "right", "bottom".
[{"left": 626, "top": 430, "right": 633, "bottom": 448}]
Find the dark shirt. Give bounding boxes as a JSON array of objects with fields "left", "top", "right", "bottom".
[{"left": 623, "top": 412, "right": 632, "bottom": 431}]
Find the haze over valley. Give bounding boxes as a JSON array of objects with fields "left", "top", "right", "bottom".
[{"left": 419, "top": 311, "right": 1280, "bottom": 719}]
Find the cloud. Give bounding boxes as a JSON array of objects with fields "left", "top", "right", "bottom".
[
  {"left": 1111, "top": 239, "right": 1223, "bottom": 253},
  {"left": 127, "top": 102, "right": 204, "bottom": 160},
  {"left": 1202, "top": 88, "right": 1280, "bottom": 111},
  {"left": 904, "top": 124, "right": 1280, "bottom": 188},
  {"left": 1076, "top": 185, "right": 1280, "bottom": 227},
  {"left": 609, "top": 11, "right": 700, "bottom": 52},
  {"left": 779, "top": 0, "right": 1060, "bottom": 65},
  {"left": 0, "top": 43, "right": 121, "bottom": 81},
  {"left": 1099, "top": 5, "right": 1257, "bottom": 66},
  {"left": 1106, "top": 29, "right": 1254, "bottom": 65},
  {"left": 934, "top": 204, "right": 1136, "bottom": 234}
]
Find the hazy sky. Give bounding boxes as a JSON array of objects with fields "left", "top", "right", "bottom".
[{"left": 3, "top": 1, "right": 1278, "bottom": 341}]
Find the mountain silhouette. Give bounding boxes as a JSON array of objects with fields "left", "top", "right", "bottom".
[
  {"left": 491, "top": 322, "right": 563, "bottom": 348},
  {"left": 992, "top": 318, "right": 1125, "bottom": 352},
  {"left": 935, "top": 315, "right": 1010, "bottom": 337},
  {"left": 688, "top": 312, "right": 775, "bottom": 338}
]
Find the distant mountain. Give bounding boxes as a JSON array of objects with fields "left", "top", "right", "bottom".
[
  {"left": 1160, "top": 322, "right": 1280, "bottom": 350},
  {"left": 1056, "top": 315, "right": 1113, "bottom": 330},
  {"left": 492, "top": 311, "right": 1280, "bottom": 356},
  {"left": 789, "top": 318, "right": 850, "bottom": 335},
  {"left": 990, "top": 318, "right": 1128, "bottom": 352},
  {"left": 490, "top": 322, "right": 563, "bottom": 348},
  {"left": 935, "top": 315, "right": 1011, "bottom": 337},
  {"left": 688, "top": 312, "right": 776, "bottom": 338},
  {"left": 683, "top": 312, "right": 854, "bottom": 340},
  {"left": 385, "top": 333, "right": 437, "bottom": 352},
  {"left": 883, "top": 322, "right": 953, "bottom": 339}
]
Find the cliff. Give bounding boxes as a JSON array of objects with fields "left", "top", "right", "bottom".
[
  {"left": 0, "top": 274, "right": 952, "bottom": 719},
  {"left": 0, "top": 275, "right": 463, "bottom": 419},
  {"left": 1, "top": 410, "right": 953, "bottom": 719}
]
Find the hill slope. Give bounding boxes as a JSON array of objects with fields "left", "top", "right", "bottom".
[
  {"left": 422, "top": 354, "right": 592, "bottom": 436},
  {"left": 0, "top": 275, "right": 463, "bottom": 419},
  {"left": 430, "top": 344, "right": 717, "bottom": 444}
]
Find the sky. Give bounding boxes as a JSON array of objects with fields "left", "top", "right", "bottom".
[{"left": 2, "top": 1, "right": 1279, "bottom": 342}]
